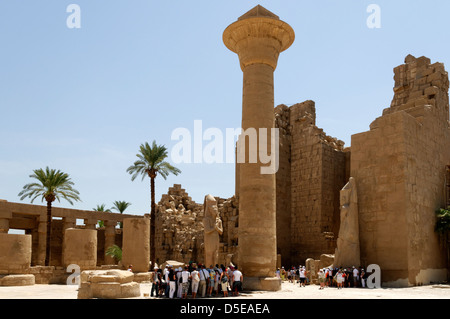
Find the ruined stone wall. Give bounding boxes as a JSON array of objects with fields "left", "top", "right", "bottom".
[
  {"left": 155, "top": 184, "right": 204, "bottom": 266},
  {"left": 288, "top": 101, "right": 347, "bottom": 266},
  {"left": 274, "top": 104, "right": 292, "bottom": 267},
  {"left": 154, "top": 184, "right": 239, "bottom": 267},
  {"left": 351, "top": 55, "right": 450, "bottom": 286}
]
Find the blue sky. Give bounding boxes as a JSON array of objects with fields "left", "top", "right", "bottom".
[{"left": 1, "top": 1, "right": 450, "bottom": 217}]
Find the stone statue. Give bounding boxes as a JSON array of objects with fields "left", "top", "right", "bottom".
[
  {"left": 203, "top": 194, "right": 223, "bottom": 267},
  {"left": 334, "top": 177, "right": 361, "bottom": 267}
]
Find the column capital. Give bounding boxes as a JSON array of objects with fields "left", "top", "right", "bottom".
[{"left": 223, "top": 6, "right": 294, "bottom": 71}]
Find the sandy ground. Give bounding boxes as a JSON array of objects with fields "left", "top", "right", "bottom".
[{"left": 0, "top": 281, "right": 449, "bottom": 299}]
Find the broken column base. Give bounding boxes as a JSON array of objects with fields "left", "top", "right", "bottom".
[
  {"left": 242, "top": 276, "right": 281, "bottom": 291},
  {"left": 77, "top": 270, "right": 141, "bottom": 299},
  {"left": 0, "top": 274, "right": 35, "bottom": 286}
]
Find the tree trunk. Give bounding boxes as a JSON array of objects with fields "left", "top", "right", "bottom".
[
  {"left": 45, "top": 200, "right": 52, "bottom": 267},
  {"left": 150, "top": 176, "right": 156, "bottom": 266}
]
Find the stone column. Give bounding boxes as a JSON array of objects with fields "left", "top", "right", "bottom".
[
  {"left": 223, "top": 5, "right": 295, "bottom": 291},
  {"left": 84, "top": 217, "right": 97, "bottom": 230},
  {"left": 63, "top": 228, "right": 97, "bottom": 270},
  {"left": 0, "top": 233, "right": 32, "bottom": 274},
  {"left": 104, "top": 220, "right": 117, "bottom": 265},
  {"left": 36, "top": 216, "right": 47, "bottom": 266},
  {"left": 122, "top": 218, "right": 150, "bottom": 272},
  {"left": 0, "top": 201, "right": 11, "bottom": 233},
  {"left": 62, "top": 217, "right": 76, "bottom": 266},
  {"left": 0, "top": 217, "right": 10, "bottom": 234}
]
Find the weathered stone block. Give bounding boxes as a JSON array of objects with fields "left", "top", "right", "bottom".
[{"left": 0, "top": 274, "right": 35, "bottom": 286}]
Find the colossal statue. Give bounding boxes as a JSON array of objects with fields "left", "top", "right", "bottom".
[{"left": 203, "top": 194, "right": 223, "bottom": 267}]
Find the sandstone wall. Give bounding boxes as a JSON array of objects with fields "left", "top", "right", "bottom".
[
  {"left": 289, "top": 101, "right": 347, "bottom": 265},
  {"left": 274, "top": 104, "right": 292, "bottom": 267},
  {"left": 154, "top": 185, "right": 239, "bottom": 267},
  {"left": 351, "top": 55, "right": 450, "bottom": 286}
]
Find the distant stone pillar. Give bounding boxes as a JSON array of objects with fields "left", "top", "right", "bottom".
[
  {"left": 122, "top": 218, "right": 150, "bottom": 272},
  {"left": 63, "top": 228, "right": 97, "bottom": 270},
  {"left": 84, "top": 218, "right": 97, "bottom": 230},
  {"left": 63, "top": 217, "right": 76, "bottom": 231},
  {"left": 223, "top": 5, "right": 294, "bottom": 291},
  {"left": 0, "top": 201, "right": 10, "bottom": 233},
  {"left": 61, "top": 217, "right": 76, "bottom": 266},
  {"left": 0, "top": 218, "right": 9, "bottom": 233},
  {"left": 104, "top": 220, "right": 117, "bottom": 265},
  {"left": 36, "top": 216, "right": 47, "bottom": 266}
]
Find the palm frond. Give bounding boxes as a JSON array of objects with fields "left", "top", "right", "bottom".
[
  {"left": 93, "top": 204, "right": 112, "bottom": 212},
  {"left": 18, "top": 166, "right": 81, "bottom": 205},
  {"left": 127, "top": 140, "right": 180, "bottom": 181},
  {"left": 105, "top": 244, "right": 122, "bottom": 262},
  {"left": 111, "top": 200, "right": 132, "bottom": 214}
]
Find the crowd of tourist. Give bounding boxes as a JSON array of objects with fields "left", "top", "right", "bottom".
[
  {"left": 149, "top": 262, "right": 243, "bottom": 299},
  {"left": 276, "top": 265, "right": 369, "bottom": 289},
  {"left": 148, "top": 262, "right": 370, "bottom": 298}
]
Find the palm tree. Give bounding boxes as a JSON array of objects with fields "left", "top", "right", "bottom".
[
  {"left": 105, "top": 244, "right": 122, "bottom": 263},
  {"left": 111, "top": 200, "right": 132, "bottom": 229},
  {"left": 111, "top": 200, "right": 131, "bottom": 214},
  {"left": 18, "top": 166, "right": 81, "bottom": 266},
  {"left": 93, "top": 204, "right": 112, "bottom": 228},
  {"left": 126, "top": 140, "right": 181, "bottom": 265}
]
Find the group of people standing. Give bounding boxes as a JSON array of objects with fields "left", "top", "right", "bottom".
[
  {"left": 150, "top": 262, "right": 243, "bottom": 299},
  {"left": 322, "top": 266, "right": 368, "bottom": 289},
  {"left": 277, "top": 265, "right": 369, "bottom": 289}
]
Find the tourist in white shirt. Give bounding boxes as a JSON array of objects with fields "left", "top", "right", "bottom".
[
  {"left": 299, "top": 266, "right": 307, "bottom": 287},
  {"left": 181, "top": 266, "right": 191, "bottom": 299},
  {"left": 352, "top": 266, "right": 359, "bottom": 287},
  {"left": 231, "top": 265, "right": 243, "bottom": 296},
  {"left": 190, "top": 266, "right": 200, "bottom": 299}
]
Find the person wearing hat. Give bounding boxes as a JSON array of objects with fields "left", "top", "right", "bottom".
[
  {"left": 360, "top": 267, "right": 366, "bottom": 288},
  {"left": 150, "top": 266, "right": 160, "bottom": 297},
  {"left": 336, "top": 269, "right": 345, "bottom": 289},
  {"left": 352, "top": 266, "right": 359, "bottom": 287},
  {"left": 318, "top": 268, "right": 326, "bottom": 290}
]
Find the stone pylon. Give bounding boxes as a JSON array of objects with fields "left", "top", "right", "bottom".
[{"left": 223, "top": 5, "right": 295, "bottom": 291}]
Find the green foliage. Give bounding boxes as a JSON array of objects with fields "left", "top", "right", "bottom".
[
  {"left": 126, "top": 140, "right": 181, "bottom": 181},
  {"left": 93, "top": 204, "right": 112, "bottom": 212},
  {"left": 435, "top": 208, "right": 450, "bottom": 235},
  {"left": 105, "top": 244, "right": 122, "bottom": 262},
  {"left": 18, "top": 166, "right": 81, "bottom": 204},
  {"left": 93, "top": 204, "right": 111, "bottom": 228},
  {"left": 111, "top": 200, "right": 131, "bottom": 214}
]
